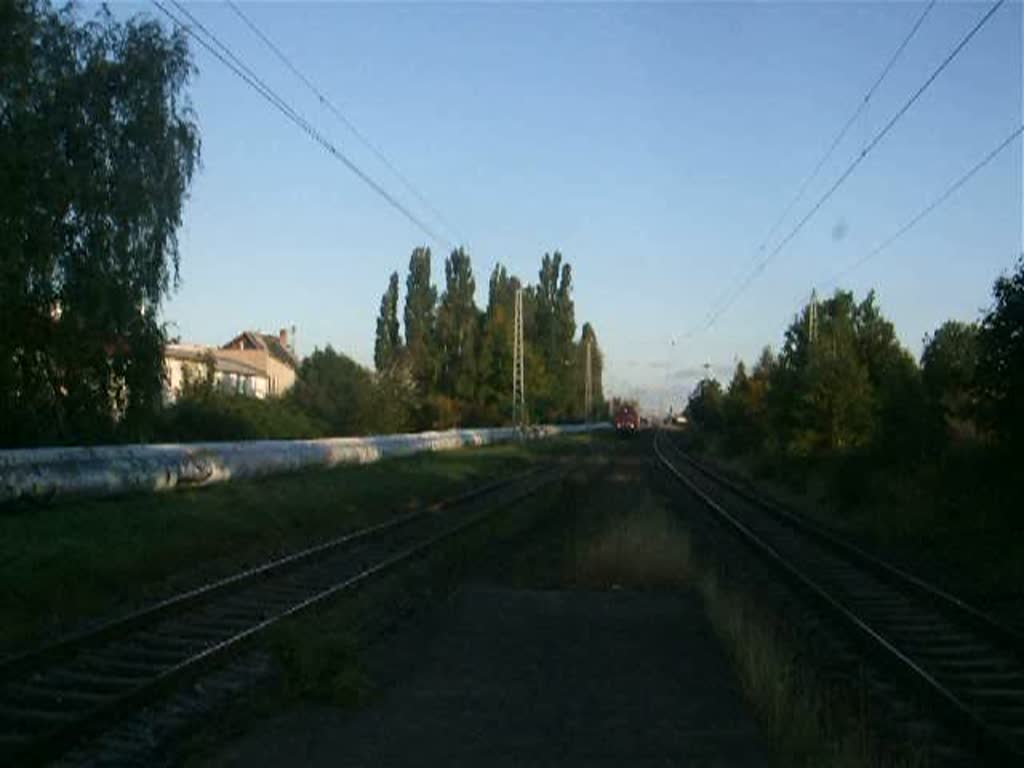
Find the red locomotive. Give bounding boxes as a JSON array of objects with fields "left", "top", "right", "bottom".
[{"left": 614, "top": 403, "right": 640, "bottom": 433}]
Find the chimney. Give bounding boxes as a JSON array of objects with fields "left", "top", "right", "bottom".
[{"left": 279, "top": 328, "right": 288, "bottom": 350}]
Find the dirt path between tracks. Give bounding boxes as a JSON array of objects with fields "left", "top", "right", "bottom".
[{"left": 199, "top": 438, "right": 769, "bottom": 766}]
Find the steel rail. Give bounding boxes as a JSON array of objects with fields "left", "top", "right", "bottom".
[
  {"left": 653, "top": 430, "right": 1020, "bottom": 764},
  {"left": 1, "top": 465, "right": 564, "bottom": 766},
  {"left": 666, "top": 438, "right": 1024, "bottom": 656},
  {"left": 0, "top": 466, "right": 545, "bottom": 684}
]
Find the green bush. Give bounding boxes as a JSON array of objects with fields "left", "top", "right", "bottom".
[{"left": 155, "top": 392, "right": 325, "bottom": 442}]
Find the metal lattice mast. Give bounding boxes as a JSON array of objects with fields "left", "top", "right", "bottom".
[
  {"left": 512, "top": 287, "right": 525, "bottom": 428},
  {"left": 584, "top": 337, "right": 593, "bottom": 423}
]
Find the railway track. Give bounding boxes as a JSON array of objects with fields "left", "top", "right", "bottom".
[
  {"left": 654, "top": 430, "right": 1024, "bottom": 765},
  {"left": 0, "top": 464, "right": 563, "bottom": 766}
]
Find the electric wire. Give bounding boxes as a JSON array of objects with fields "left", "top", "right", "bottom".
[
  {"left": 224, "top": 0, "right": 465, "bottom": 247},
  {"left": 703, "top": 0, "right": 938, "bottom": 324},
  {"left": 152, "top": 0, "right": 451, "bottom": 250},
  {"left": 815, "top": 123, "right": 1023, "bottom": 297},
  {"left": 703, "top": 0, "right": 1007, "bottom": 331}
]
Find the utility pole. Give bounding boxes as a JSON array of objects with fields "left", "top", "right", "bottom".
[
  {"left": 512, "top": 287, "right": 525, "bottom": 428},
  {"left": 584, "top": 337, "right": 593, "bottom": 423}
]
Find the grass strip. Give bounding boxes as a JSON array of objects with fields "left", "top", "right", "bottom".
[
  {"left": 0, "top": 435, "right": 598, "bottom": 653},
  {"left": 576, "top": 482, "right": 923, "bottom": 767}
]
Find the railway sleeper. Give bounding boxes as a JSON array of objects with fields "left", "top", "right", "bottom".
[
  {"left": 902, "top": 642, "right": 1000, "bottom": 657},
  {"left": 961, "top": 687, "right": 1024, "bottom": 702},
  {"left": 891, "top": 632, "right": 990, "bottom": 647},
  {"left": 145, "top": 626, "right": 233, "bottom": 647},
  {"left": 46, "top": 669, "right": 152, "bottom": 692},
  {"left": 77, "top": 655, "right": 173, "bottom": 677},
  {"left": 87, "top": 639, "right": 188, "bottom": 659},
  {"left": 3, "top": 683, "right": 111, "bottom": 708},
  {"left": 0, "top": 730, "right": 29, "bottom": 747},
  {"left": 885, "top": 622, "right": 966, "bottom": 634},
  {"left": 188, "top": 612, "right": 260, "bottom": 631},
  {"left": 212, "top": 603, "right": 279, "bottom": 623},
  {"left": 0, "top": 703, "right": 81, "bottom": 726},
  {"left": 846, "top": 596, "right": 920, "bottom": 608},
  {"left": 236, "top": 588, "right": 313, "bottom": 607},
  {"left": 298, "top": 575, "right": 360, "bottom": 594},
  {"left": 135, "top": 632, "right": 223, "bottom": 653},
  {"left": 932, "top": 657, "right": 1020, "bottom": 672},
  {"left": 193, "top": 675, "right": 252, "bottom": 697},
  {"left": 154, "top": 625, "right": 239, "bottom": 647},
  {"left": 942, "top": 671, "right": 1024, "bottom": 685},
  {"left": 110, "top": 647, "right": 195, "bottom": 668},
  {"left": 176, "top": 624, "right": 253, "bottom": 642},
  {"left": 89, "top": 733, "right": 152, "bottom": 757},
  {"left": 853, "top": 607, "right": 939, "bottom": 622},
  {"left": 207, "top": 608, "right": 267, "bottom": 626},
  {"left": 970, "top": 705, "right": 1024, "bottom": 725}
]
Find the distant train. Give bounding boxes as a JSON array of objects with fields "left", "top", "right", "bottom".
[{"left": 614, "top": 404, "right": 640, "bottom": 433}]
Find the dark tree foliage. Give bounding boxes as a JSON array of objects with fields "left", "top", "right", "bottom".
[
  {"left": 476, "top": 264, "right": 518, "bottom": 416},
  {"left": 437, "top": 248, "right": 478, "bottom": 401},
  {"left": 531, "top": 251, "right": 577, "bottom": 418},
  {"left": 578, "top": 322, "right": 607, "bottom": 419},
  {"left": 370, "top": 358, "right": 417, "bottom": 434},
  {"left": 679, "top": 266, "right": 1023, "bottom": 581},
  {"left": 776, "top": 292, "right": 875, "bottom": 453},
  {"left": 976, "top": 256, "right": 1024, "bottom": 448},
  {"left": 706, "top": 290, "right": 932, "bottom": 459},
  {"left": 403, "top": 247, "right": 438, "bottom": 393},
  {"left": 691, "top": 269, "right": 1021, "bottom": 468},
  {"left": 373, "top": 271, "right": 401, "bottom": 373},
  {"left": 921, "top": 320, "right": 979, "bottom": 440},
  {"left": 289, "top": 347, "right": 376, "bottom": 436},
  {"left": 852, "top": 292, "right": 926, "bottom": 460},
  {"left": 0, "top": 1, "right": 200, "bottom": 446},
  {"left": 718, "top": 348, "right": 777, "bottom": 453},
  {"left": 157, "top": 391, "right": 324, "bottom": 442},
  {"left": 685, "top": 378, "right": 724, "bottom": 431},
  {"left": 383, "top": 249, "right": 599, "bottom": 429}
]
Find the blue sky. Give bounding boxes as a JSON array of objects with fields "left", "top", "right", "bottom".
[{"left": 119, "top": 1, "right": 1020, "bottom": 411}]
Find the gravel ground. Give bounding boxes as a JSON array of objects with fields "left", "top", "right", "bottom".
[{"left": 201, "top": 435, "right": 769, "bottom": 767}]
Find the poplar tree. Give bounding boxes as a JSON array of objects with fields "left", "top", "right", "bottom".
[
  {"left": 437, "top": 248, "right": 478, "bottom": 401},
  {"left": 403, "top": 247, "right": 438, "bottom": 392},
  {"left": 477, "top": 265, "right": 518, "bottom": 413},
  {"left": 373, "top": 272, "right": 401, "bottom": 372},
  {"left": 533, "top": 252, "right": 577, "bottom": 415},
  {"left": 578, "top": 322, "right": 606, "bottom": 417}
]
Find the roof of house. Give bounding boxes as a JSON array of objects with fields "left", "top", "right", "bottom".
[
  {"left": 165, "top": 344, "right": 210, "bottom": 361},
  {"left": 222, "top": 331, "right": 297, "bottom": 368},
  {"left": 165, "top": 344, "right": 268, "bottom": 378},
  {"left": 214, "top": 356, "right": 267, "bottom": 378}
]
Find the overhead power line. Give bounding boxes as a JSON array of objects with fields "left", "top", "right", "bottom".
[
  {"left": 152, "top": 0, "right": 452, "bottom": 250},
  {"left": 703, "top": 0, "right": 1007, "bottom": 331},
  {"left": 816, "top": 123, "right": 1024, "bottom": 294},
  {"left": 703, "top": 1, "right": 938, "bottom": 325},
  {"left": 224, "top": 0, "right": 465, "bottom": 248}
]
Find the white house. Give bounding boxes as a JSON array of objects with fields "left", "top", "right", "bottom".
[{"left": 164, "top": 343, "right": 270, "bottom": 403}]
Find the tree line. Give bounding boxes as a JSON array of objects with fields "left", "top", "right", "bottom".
[
  {"left": 160, "top": 247, "right": 607, "bottom": 441},
  {"left": 683, "top": 256, "right": 1024, "bottom": 527},
  {"left": 1, "top": 3, "right": 606, "bottom": 447},
  {"left": 371, "top": 247, "right": 607, "bottom": 430}
]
